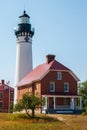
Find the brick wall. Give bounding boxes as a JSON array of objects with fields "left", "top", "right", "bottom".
[
  {"left": 0, "top": 88, "right": 14, "bottom": 113},
  {"left": 18, "top": 82, "right": 41, "bottom": 101},
  {"left": 41, "top": 71, "right": 77, "bottom": 95}
]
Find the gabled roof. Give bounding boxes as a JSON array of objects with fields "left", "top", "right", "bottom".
[{"left": 17, "top": 60, "right": 79, "bottom": 87}]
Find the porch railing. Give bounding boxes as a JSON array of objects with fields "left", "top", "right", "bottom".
[{"left": 55, "top": 105, "right": 71, "bottom": 110}]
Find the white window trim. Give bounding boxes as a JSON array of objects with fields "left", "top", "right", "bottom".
[
  {"left": 57, "top": 72, "right": 62, "bottom": 80},
  {"left": 64, "top": 82, "right": 69, "bottom": 92},
  {"left": 50, "top": 82, "right": 55, "bottom": 92}
]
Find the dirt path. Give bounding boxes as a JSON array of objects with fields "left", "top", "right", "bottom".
[
  {"left": 48, "top": 114, "right": 66, "bottom": 122},
  {"left": 48, "top": 114, "right": 87, "bottom": 130},
  {"left": 48, "top": 114, "right": 71, "bottom": 126}
]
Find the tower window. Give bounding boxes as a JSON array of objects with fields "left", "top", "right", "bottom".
[
  {"left": 57, "top": 72, "right": 62, "bottom": 80},
  {"left": 64, "top": 82, "right": 69, "bottom": 92},
  {"left": 50, "top": 82, "right": 55, "bottom": 92}
]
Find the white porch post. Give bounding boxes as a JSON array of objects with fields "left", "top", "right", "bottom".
[
  {"left": 71, "top": 97, "right": 74, "bottom": 110},
  {"left": 54, "top": 97, "right": 56, "bottom": 110},
  {"left": 80, "top": 96, "right": 82, "bottom": 110},
  {"left": 45, "top": 97, "right": 48, "bottom": 109}
]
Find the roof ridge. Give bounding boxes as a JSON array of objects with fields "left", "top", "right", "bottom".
[{"left": 49, "top": 60, "right": 70, "bottom": 70}]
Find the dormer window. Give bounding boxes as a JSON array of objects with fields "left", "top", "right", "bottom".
[{"left": 57, "top": 72, "right": 62, "bottom": 80}]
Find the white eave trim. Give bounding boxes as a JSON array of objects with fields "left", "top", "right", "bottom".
[
  {"left": 40, "top": 69, "right": 80, "bottom": 82},
  {"left": 69, "top": 70, "right": 80, "bottom": 81},
  {"left": 40, "top": 70, "right": 50, "bottom": 80}
]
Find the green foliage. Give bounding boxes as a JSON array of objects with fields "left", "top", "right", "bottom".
[
  {"left": 78, "top": 80, "right": 87, "bottom": 112},
  {"left": 14, "top": 103, "right": 23, "bottom": 112},
  {"left": 14, "top": 93, "right": 45, "bottom": 118}
]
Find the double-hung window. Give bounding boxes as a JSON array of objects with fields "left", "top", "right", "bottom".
[
  {"left": 50, "top": 82, "right": 55, "bottom": 92},
  {"left": 57, "top": 72, "right": 62, "bottom": 80},
  {"left": 64, "top": 82, "right": 69, "bottom": 92}
]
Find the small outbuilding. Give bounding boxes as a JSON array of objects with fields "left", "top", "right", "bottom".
[{"left": 0, "top": 80, "right": 14, "bottom": 113}]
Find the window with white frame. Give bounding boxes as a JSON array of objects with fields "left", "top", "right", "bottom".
[
  {"left": 64, "top": 82, "right": 69, "bottom": 92},
  {"left": 50, "top": 82, "right": 55, "bottom": 92},
  {"left": 57, "top": 72, "right": 62, "bottom": 80}
]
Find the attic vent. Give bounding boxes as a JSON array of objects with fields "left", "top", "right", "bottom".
[{"left": 46, "top": 54, "right": 55, "bottom": 64}]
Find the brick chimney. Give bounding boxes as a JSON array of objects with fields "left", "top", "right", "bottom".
[
  {"left": 46, "top": 54, "right": 55, "bottom": 64},
  {"left": 1, "top": 80, "right": 5, "bottom": 85}
]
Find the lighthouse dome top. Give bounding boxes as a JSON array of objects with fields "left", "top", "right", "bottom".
[{"left": 19, "top": 11, "right": 30, "bottom": 18}]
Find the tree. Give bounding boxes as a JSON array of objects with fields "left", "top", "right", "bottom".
[
  {"left": 78, "top": 80, "right": 87, "bottom": 111},
  {"left": 14, "top": 92, "right": 45, "bottom": 118}
]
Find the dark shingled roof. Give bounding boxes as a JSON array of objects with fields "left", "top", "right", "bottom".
[{"left": 19, "top": 11, "right": 30, "bottom": 18}]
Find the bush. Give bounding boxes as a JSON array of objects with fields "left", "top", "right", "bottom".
[{"left": 14, "top": 92, "right": 45, "bottom": 118}]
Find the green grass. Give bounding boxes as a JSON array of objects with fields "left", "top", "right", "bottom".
[
  {"left": 0, "top": 113, "right": 87, "bottom": 130},
  {"left": 0, "top": 113, "right": 58, "bottom": 122}
]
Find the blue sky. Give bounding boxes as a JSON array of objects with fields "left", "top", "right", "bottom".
[{"left": 0, "top": 0, "right": 87, "bottom": 86}]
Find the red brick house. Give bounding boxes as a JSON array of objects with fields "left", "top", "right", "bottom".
[
  {"left": 17, "top": 54, "right": 82, "bottom": 114},
  {"left": 0, "top": 80, "right": 14, "bottom": 113}
]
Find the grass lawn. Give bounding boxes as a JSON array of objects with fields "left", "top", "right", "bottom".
[{"left": 0, "top": 113, "right": 87, "bottom": 130}]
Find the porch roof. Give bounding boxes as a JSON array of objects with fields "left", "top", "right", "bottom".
[{"left": 42, "top": 94, "right": 82, "bottom": 98}]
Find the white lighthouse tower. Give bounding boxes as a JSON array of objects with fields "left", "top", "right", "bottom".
[{"left": 14, "top": 11, "right": 34, "bottom": 104}]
